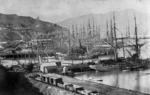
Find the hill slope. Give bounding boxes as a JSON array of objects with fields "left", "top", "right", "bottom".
[
  {"left": 0, "top": 13, "right": 66, "bottom": 42},
  {"left": 58, "top": 9, "right": 150, "bottom": 38}
]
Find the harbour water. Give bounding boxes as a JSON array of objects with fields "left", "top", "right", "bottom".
[{"left": 75, "top": 69, "right": 150, "bottom": 94}]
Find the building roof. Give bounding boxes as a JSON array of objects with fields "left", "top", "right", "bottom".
[{"left": 41, "top": 73, "right": 62, "bottom": 79}]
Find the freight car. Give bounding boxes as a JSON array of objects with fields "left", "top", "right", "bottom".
[{"left": 38, "top": 73, "right": 101, "bottom": 95}]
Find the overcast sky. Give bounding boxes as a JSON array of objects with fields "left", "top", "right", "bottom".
[{"left": 0, "top": 0, "right": 149, "bottom": 23}]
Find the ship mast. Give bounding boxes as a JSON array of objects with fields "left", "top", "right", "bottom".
[
  {"left": 72, "top": 25, "right": 75, "bottom": 38},
  {"left": 88, "top": 19, "right": 92, "bottom": 38},
  {"left": 121, "top": 34, "right": 125, "bottom": 58},
  {"left": 92, "top": 18, "right": 95, "bottom": 37},
  {"left": 68, "top": 25, "right": 71, "bottom": 54},
  {"left": 110, "top": 20, "right": 114, "bottom": 46},
  {"left": 82, "top": 20, "right": 86, "bottom": 38},
  {"left": 106, "top": 20, "right": 109, "bottom": 42},
  {"left": 134, "top": 15, "right": 139, "bottom": 59},
  {"left": 98, "top": 25, "right": 101, "bottom": 41},
  {"left": 75, "top": 24, "right": 78, "bottom": 38},
  {"left": 128, "top": 20, "right": 130, "bottom": 38},
  {"left": 113, "top": 12, "right": 118, "bottom": 60}
]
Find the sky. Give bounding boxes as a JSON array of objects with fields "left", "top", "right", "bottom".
[{"left": 0, "top": 0, "right": 149, "bottom": 23}]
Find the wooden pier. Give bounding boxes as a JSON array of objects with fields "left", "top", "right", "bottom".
[{"left": 39, "top": 73, "right": 149, "bottom": 95}]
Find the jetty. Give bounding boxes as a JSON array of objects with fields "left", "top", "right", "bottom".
[{"left": 30, "top": 73, "right": 149, "bottom": 95}]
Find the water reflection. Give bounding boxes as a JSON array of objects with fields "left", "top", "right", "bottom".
[{"left": 75, "top": 69, "right": 150, "bottom": 94}]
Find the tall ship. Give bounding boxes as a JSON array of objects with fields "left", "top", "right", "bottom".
[{"left": 89, "top": 12, "right": 150, "bottom": 72}]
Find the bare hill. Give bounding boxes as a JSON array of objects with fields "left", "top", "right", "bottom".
[
  {"left": 58, "top": 9, "right": 150, "bottom": 38},
  {"left": 0, "top": 13, "right": 65, "bottom": 41}
]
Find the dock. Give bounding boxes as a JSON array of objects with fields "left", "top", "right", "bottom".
[{"left": 40, "top": 73, "right": 149, "bottom": 95}]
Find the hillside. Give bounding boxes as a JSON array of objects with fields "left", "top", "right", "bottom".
[
  {"left": 0, "top": 13, "right": 66, "bottom": 42},
  {"left": 58, "top": 9, "right": 150, "bottom": 38}
]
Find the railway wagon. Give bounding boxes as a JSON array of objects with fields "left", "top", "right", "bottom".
[
  {"left": 48, "top": 76, "right": 63, "bottom": 86},
  {"left": 74, "top": 84, "right": 84, "bottom": 93},
  {"left": 64, "top": 83, "right": 74, "bottom": 91},
  {"left": 41, "top": 74, "right": 64, "bottom": 86},
  {"left": 78, "top": 89, "right": 101, "bottom": 95},
  {"left": 40, "top": 73, "right": 101, "bottom": 95}
]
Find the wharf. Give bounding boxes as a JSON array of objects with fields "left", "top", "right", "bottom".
[
  {"left": 28, "top": 77, "right": 79, "bottom": 95},
  {"left": 42, "top": 73, "right": 149, "bottom": 95},
  {"left": 43, "top": 63, "right": 94, "bottom": 74}
]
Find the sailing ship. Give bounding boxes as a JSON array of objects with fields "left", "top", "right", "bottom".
[
  {"left": 89, "top": 12, "right": 150, "bottom": 72},
  {"left": 119, "top": 15, "right": 150, "bottom": 71}
]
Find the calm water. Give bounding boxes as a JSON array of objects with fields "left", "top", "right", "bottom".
[{"left": 75, "top": 69, "right": 150, "bottom": 94}]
